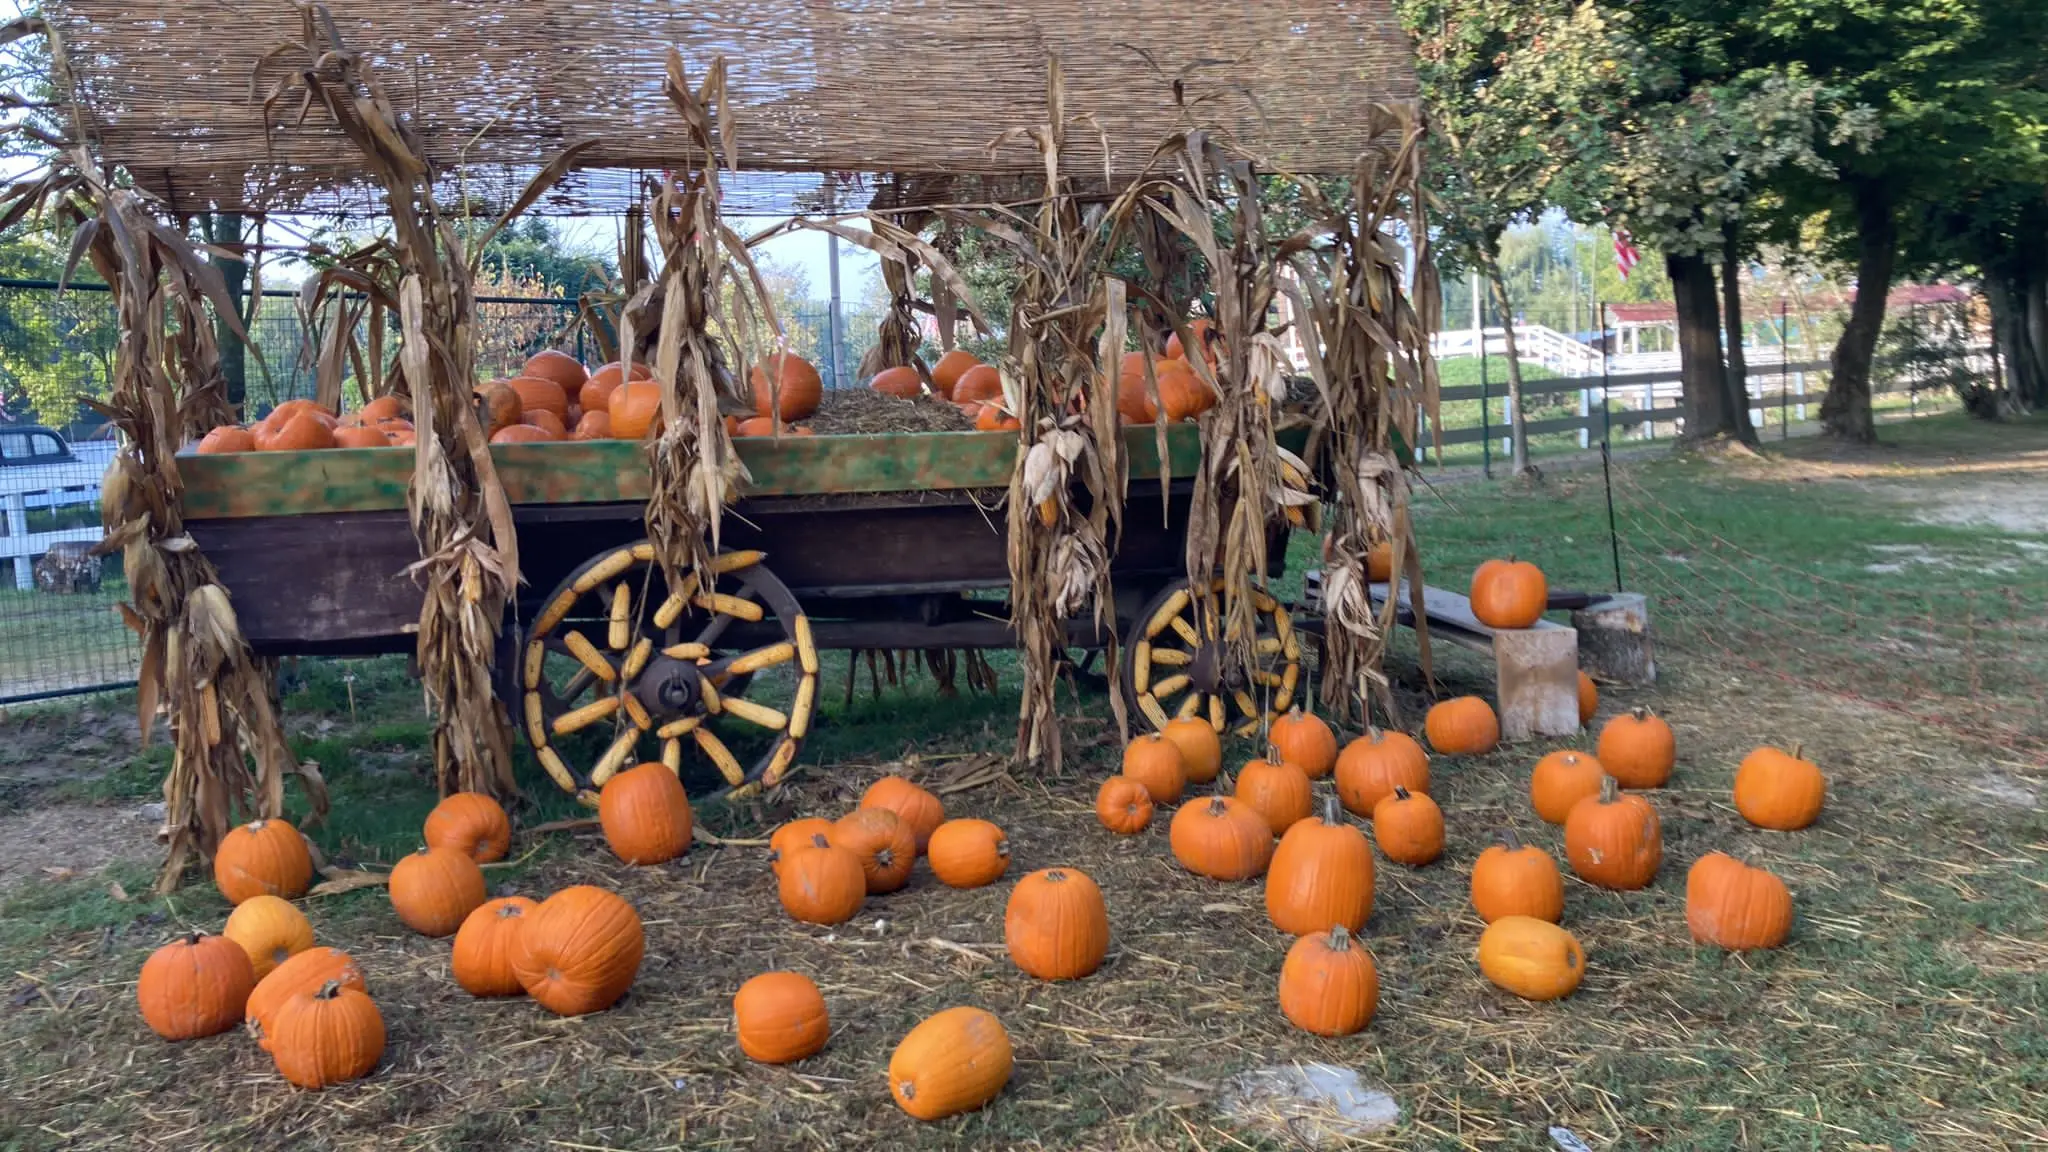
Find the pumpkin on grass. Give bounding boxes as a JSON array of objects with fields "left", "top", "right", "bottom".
[
  {"left": 1236, "top": 752, "right": 1313, "bottom": 835},
  {"left": 268, "top": 981, "right": 384, "bottom": 1089},
  {"left": 1597, "top": 707, "right": 1676, "bottom": 788},
  {"left": 927, "top": 819, "right": 1010, "bottom": 888},
  {"left": 1687, "top": 852, "right": 1794, "bottom": 950},
  {"left": 1564, "top": 776, "right": 1662, "bottom": 890},
  {"left": 137, "top": 932, "right": 255, "bottom": 1041},
  {"left": 214, "top": 818, "right": 313, "bottom": 905},
  {"left": 777, "top": 835, "right": 867, "bottom": 925},
  {"left": 1266, "top": 796, "right": 1375, "bottom": 936},
  {"left": 1334, "top": 728, "right": 1430, "bottom": 816},
  {"left": 1734, "top": 744, "right": 1826, "bottom": 830},
  {"left": 734, "top": 971, "right": 831, "bottom": 1064},
  {"left": 1425, "top": 696, "right": 1499, "bottom": 755},
  {"left": 1278, "top": 925, "right": 1379, "bottom": 1037},
  {"left": 1121, "top": 732, "right": 1187, "bottom": 805},
  {"left": 1371, "top": 785, "right": 1443, "bottom": 867},
  {"left": 246, "top": 948, "right": 364, "bottom": 1050},
  {"left": 423, "top": 792, "right": 512, "bottom": 863},
  {"left": 889, "top": 1006, "right": 1013, "bottom": 1121},
  {"left": 1478, "top": 916, "right": 1586, "bottom": 1001},
  {"left": 1169, "top": 792, "right": 1273, "bottom": 881},
  {"left": 452, "top": 896, "right": 538, "bottom": 997},
  {"left": 223, "top": 895, "right": 314, "bottom": 979},
  {"left": 1470, "top": 830, "right": 1564, "bottom": 924},
  {"left": 511, "top": 886, "right": 644, "bottom": 1016},
  {"left": 1529, "top": 749, "right": 1605, "bottom": 825},
  {"left": 388, "top": 847, "right": 488, "bottom": 937},
  {"left": 1095, "top": 776, "right": 1154, "bottom": 834},
  {"left": 1159, "top": 716, "right": 1223, "bottom": 785},
  {"left": 1005, "top": 868, "right": 1109, "bottom": 981},
  {"left": 1269, "top": 708, "right": 1339, "bottom": 779},
  {"left": 1469, "top": 557, "right": 1549, "bottom": 629},
  {"left": 1577, "top": 672, "right": 1599, "bottom": 725},
  {"left": 861, "top": 776, "right": 946, "bottom": 855},
  {"left": 830, "top": 808, "right": 916, "bottom": 894},
  {"left": 599, "top": 762, "right": 694, "bottom": 865},
  {"left": 769, "top": 818, "right": 837, "bottom": 874}
]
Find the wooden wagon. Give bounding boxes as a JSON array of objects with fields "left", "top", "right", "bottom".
[{"left": 180, "top": 424, "right": 1311, "bottom": 805}]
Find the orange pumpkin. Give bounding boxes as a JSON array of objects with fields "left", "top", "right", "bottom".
[
  {"left": 245, "top": 948, "right": 364, "bottom": 1050},
  {"left": 261, "top": 410, "right": 336, "bottom": 451},
  {"left": 1151, "top": 359, "right": 1211, "bottom": 423},
  {"left": 733, "top": 971, "right": 831, "bottom": 1064},
  {"left": 926, "top": 819, "right": 1010, "bottom": 888},
  {"left": 510, "top": 885, "right": 645, "bottom": 1016},
  {"left": 474, "top": 382, "right": 522, "bottom": 436},
  {"left": 196, "top": 425, "right": 257, "bottom": 454},
  {"left": 521, "top": 408, "right": 568, "bottom": 440},
  {"left": 1236, "top": 753, "right": 1314, "bottom": 836},
  {"left": 222, "top": 895, "right": 314, "bottom": 979},
  {"left": 1577, "top": 671, "right": 1599, "bottom": 726},
  {"left": 490, "top": 423, "right": 552, "bottom": 444},
  {"left": 1563, "top": 776, "right": 1662, "bottom": 890},
  {"left": 951, "top": 364, "right": 1004, "bottom": 404},
  {"left": 213, "top": 819, "right": 313, "bottom": 905},
  {"left": 1334, "top": 728, "right": 1430, "bottom": 816},
  {"left": 974, "top": 404, "right": 1022, "bottom": 432},
  {"left": 870, "top": 365, "right": 925, "bottom": 398},
  {"left": 1269, "top": 708, "right": 1339, "bottom": 779},
  {"left": 1529, "top": 749, "right": 1605, "bottom": 825},
  {"left": 266, "top": 980, "right": 385, "bottom": 1089},
  {"left": 769, "top": 818, "right": 837, "bottom": 875},
  {"left": 1597, "top": 707, "right": 1675, "bottom": 788},
  {"left": 387, "top": 847, "right": 488, "bottom": 937},
  {"left": 1169, "top": 793, "right": 1273, "bottom": 881},
  {"left": 1121, "top": 733, "right": 1187, "bottom": 805},
  {"left": 733, "top": 415, "right": 782, "bottom": 436},
  {"left": 1365, "top": 538, "right": 1395, "bottom": 582},
  {"left": 776, "top": 834, "right": 867, "bottom": 925},
  {"left": 505, "top": 375, "right": 570, "bottom": 422},
  {"left": 931, "top": 350, "right": 981, "bottom": 400},
  {"left": 355, "top": 394, "right": 409, "bottom": 425},
  {"left": 1469, "top": 558, "right": 1549, "bottom": 629},
  {"left": 1470, "top": 829, "right": 1564, "bottom": 923},
  {"left": 137, "top": 932, "right": 255, "bottom": 1041},
  {"left": 423, "top": 792, "right": 512, "bottom": 863},
  {"left": 1094, "top": 776, "right": 1154, "bottom": 834},
  {"left": 749, "top": 352, "right": 823, "bottom": 420},
  {"left": 1159, "top": 717, "right": 1223, "bottom": 785},
  {"left": 608, "top": 379, "right": 664, "bottom": 439},
  {"left": 1478, "top": 916, "right": 1586, "bottom": 1001},
  {"left": 331, "top": 425, "right": 389, "bottom": 449},
  {"left": 1686, "top": 852, "right": 1794, "bottom": 950},
  {"left": 451, "top": 896, "right": 538, "bottom": 997},
  {"left": 1165, "top": 317, "right": 1220, "bottom": 367},
  {"left": 1733, "top": 744, "right": 1826, "bottom": 831},
  {"left": 1278, "top": 925, "right": 1379, "bottom": 1037},
  {"left": 599, "top": 762, "right": 694, "bottom": 865},
  {"left": 1425, "top": 696, "right": 1499, "bottom": 755},
  {"left": 829, "top": 808, "right": 915, "bottom": 894},
  {"left": 1115, "top": 351, "right": 1160, "bottom": 423},
  {"left": 580, "top": 359, "right": 652, "bottom": 413},
  {"left": 860, "top": 776, "right": 946, "bottom": 855},
  {"left": 571, "top": 410, "right": 613, "bottom": 440},
  {"left": 889, "top": 1006, "right": 1013, "bottom": 1121},
  {"left": 1372, "top": 786, "right": 1445, "bottom": 867},
  {"left": 1265, "top": 796, "right": 1375, "bottom": 936},
  {"left": 1004, "top": 867, "right": 1109, "bottom": 981},
  {"left": 522, "top": 349, "right": 588, "bottom": 392}
]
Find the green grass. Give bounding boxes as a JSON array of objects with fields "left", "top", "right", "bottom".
[{"left": 0, "top": 413, "right": 2043, "bottom": 1150}]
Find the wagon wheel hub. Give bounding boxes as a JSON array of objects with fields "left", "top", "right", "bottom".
[
  {"left": 637, "top": 655, "right": 706, "bottom": 719},
  {"left": 1124, "top": 576, "right": 1301, "bottom": 737}
]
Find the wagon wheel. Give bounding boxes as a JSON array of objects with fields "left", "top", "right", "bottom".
[
  {"left": 1124, "top": 577, "right": 1301, "bottom": 738},
  {"left": 520, "top": 542, "right": 818, "bottom": 806}
]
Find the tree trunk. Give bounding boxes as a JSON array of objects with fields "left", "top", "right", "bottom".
[
  {"left": 1666, "top": 250, "right": 1740, "bottom": 442},
  {"left": 1821, "top": 182, "right": 1897, "bottom": 443},
  {"left": 1990, "top": 264, "right": 2048, "bottom": 412},
  {"left": 1718, "top": 228, "right": 1758, "bottom": 445},
  {"left": 2025, "top": 247, "right": 2048, "bottom": 410},
  {"left": 1485, "top": 262, "right": 1533, "bottom": 475},
  {"left": 203, "top": 213, "right": 250, "bottom": 413}
]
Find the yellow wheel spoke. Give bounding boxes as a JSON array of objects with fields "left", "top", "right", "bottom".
[
  {"left": 573, "top": 548, "right": 637, "bottom": 594},
  {"left": 1150, "top": 673, "right": 1191, "bottom": 699},
  {"left": 1176, "top": 693, "right": 1204, "bottom": 720},
  {"left": 695, "top": 727, "right": 744, "bottom": 786},
  {"left": 608, "top": 583, "right": 633, "bottom": 650},
  {"left": 1144, "top": 588, "right": 1190, "bottom": 639},
  {"left": 1149, "top": 648, "right": 1192, "bottom": 667},
  {"left": 1169, "top": 616, "right": 1201, "bottom": 647},
  {"left": 657, "top": 715, "right": 702, "bottom": 740},
  {"left": 620, "top": 638, "right": 654, "bottom": 682},
  {"left": 1132, "top": 641, "right": 1152, "bottom": 694},
  {"left": 563, "top": 631, "right": 616, "bottom": 682},
  {"left": 710, "top": 549, "right": 766, "bottom": 574},
  {"left": 788, "top": 674, "right": 816, "bottom": 740},
  {"left": 696, "top": 591, "right": 764, "bottom": 622},
  {"left": 720, "top": 696, "right": 788, "bottom": 731},
  {"left": 591, "top": 729, "right": 639, "bottom": 787},
  {"left": 661, "top": 738, "right": 682, "bottom": 774},
  {"left": 764, "top": 739, "right": 799, "bottom": 786},
  {"left": 622, "top": 693, "right": 653, "bottom": 731},
  {"left": 552, "top": 696, "right": 619, "bottom": 736},
  {"left": 1138, "top": 692, "right": 1170, "bottom": 729},
  {"left": 663, "top": 642, "right": 710, "bottom": 660},
  {"left": 722, "top": 642, "right": 794, "bottom": 677}
]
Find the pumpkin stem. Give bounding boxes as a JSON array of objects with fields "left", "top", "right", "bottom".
[
  {"left": 1500, "top": 827, "right": 1522, "bottom": 852},
  {"left": 1366, "top": 725, "right": 1383, "bottom": 742},
  {"left": 1321, "top": 794, "right": 1341, "bottom": 825},
  {"left": 314, "top": 979, "right": 345, "bottom": 1000},
  {"left": 1599, "top": 774, "right": 1620, "bottom": 804},
  {"left": 1044, "top": 869, "right": 1066, "bottom": 883},
  {"left": 1207, "top": 796, "right": 1230, "bottom": 816},
  {"left": 1325, "top": 924, "right": 1351, "bottom": 951},
  {"left": 183, "top": 930, "right": 204, "bottom": 946},
  {"left": 1791, "top": 742, "right": 1804, "bottom": 762},
  {"left": 1630, "top": 706, "right": 1650, "bottom": 721},
  {"left": 1391, "top": 785, "right": 1411, "bottom": 802}
]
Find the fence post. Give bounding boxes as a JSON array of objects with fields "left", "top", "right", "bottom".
[
  {"left": 1479, "top": 346, "right": 1491, "bottom": 478},
  {"left": 1778, "top": 301, "right": 1789, "bottom": 439},
  {"left": 1577, "top": 387, "right": 1590, "bottom": 449},
  {"left": 3, "top": 491, "right": 29, "bottom": 591}
]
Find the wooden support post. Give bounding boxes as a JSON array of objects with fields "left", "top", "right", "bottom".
[
  {"left": 1572, "top": 592, "right": 1656, "bottom": 685},
  {"left": 1494, "top": 627, "right": 1579, "bottom": 741}
]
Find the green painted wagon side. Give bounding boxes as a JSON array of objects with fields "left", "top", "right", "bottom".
[{"left": 176, "top": 425, "right": 1220, "bottom": 520}]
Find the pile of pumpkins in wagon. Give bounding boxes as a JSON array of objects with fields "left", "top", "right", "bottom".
[
  {"left": 187, "top": 324, "right": 1226, "bottom": 455},
  {"left": 132, "top": 556, "right": 1825, "bottom": 1119}
]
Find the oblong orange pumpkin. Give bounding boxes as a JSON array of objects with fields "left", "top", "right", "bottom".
[
  {"left": 860, "top": 776, "right": 946, "bottom": 856},
  {"left": 388, "top": 847, "right": 487, "bottom": 937},
  {"left": 1266, "top": 797, "right": 1374, "bottom": 936},
  {"left": 423, "top": 792, "right": 512, "bottom": 863},
  {"left": 889, "top": 1007, "right": 1013, "bottom": 1121},
  {"left": 598, "top": 762, "right": 694, "bottom": 865},
  {"left": 1478, "top": 915, "right": 1586, "bottom": 1000},
  {"left": 246, "top": 947, "right": 365, "bottom": 1050},
  {"left": 1004, "top": 867, "right": 1109, "bottom": 981},
  {"left": 452, "top": 896, "right": 538, "bottom": 997},
  {"left": 1686, "top": 852, "right": 1793, "bottom": 950},
  {"left": 870, "top": 365, "right": 925, "bottom": 398},
  {"left": 214, "top": 819, "right": 313, "bottom": 905},
  {"left": 510, "top": 886, "right": 645, "bottom": 1016},
  {"left": 222, "top": 894, "right": 314, "bottom": 979},
  {"left": 1334, "top": 728, "right": 1430, "bottom": 817}
]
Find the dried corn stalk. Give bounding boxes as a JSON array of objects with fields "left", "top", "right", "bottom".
[
  {"left": 258, "top": 6, "right": 590, "bottom": 797},
  {"left": 0, "top": 118, "right": 328, "bottom": 889},
  {"left": 1274, "top": 104, "right": 1441, "bottom": 722}
]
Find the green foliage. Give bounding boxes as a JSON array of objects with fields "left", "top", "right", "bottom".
[{"left": 0, "top": 226, "right": 117, "bottom": 425}]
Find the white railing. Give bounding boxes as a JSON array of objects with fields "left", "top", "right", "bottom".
[{"left": 0, "top": 442, "right": 112, "bottom": 590}]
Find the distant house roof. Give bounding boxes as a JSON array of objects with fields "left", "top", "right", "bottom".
[{"left": 1606, "top": 283, "right": 1971, "bottom": 327}]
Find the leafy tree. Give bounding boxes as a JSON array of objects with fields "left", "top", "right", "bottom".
[
  {"left": 0, "top": 224, "right": 116, "bottom": 426},
  {"left": 470, "top": 217, "right": 616, "bottom": 299},
  {"left": 1399, "top": 0, "right": 1637, "bottom": 474}
]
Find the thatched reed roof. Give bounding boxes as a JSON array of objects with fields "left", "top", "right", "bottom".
[{"left": 44, "top": 0, "right": 1416, "bottom": 216}]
